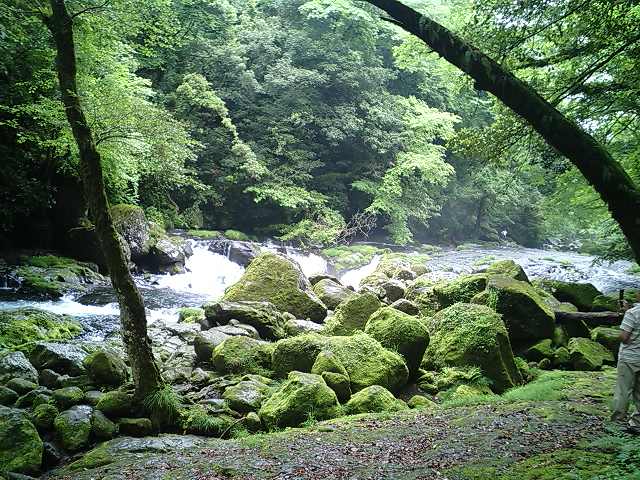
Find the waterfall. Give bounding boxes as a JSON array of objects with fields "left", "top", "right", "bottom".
[{"left": 340, "top": 255, "right": 381, "bottom": 289}]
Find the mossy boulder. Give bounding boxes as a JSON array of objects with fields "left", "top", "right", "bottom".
[
  {"left": 177, "top": 307, "right": 205, "bottom": 324},
  {"left": 389, "top": 299, "right": 420, "bottom": 316},
  {"left": 83, "top": 349, "right": 128, "bottom": 387},
  {"left": 52, "top": 386, "right": 84, "bottom": 409},
  {"left": 117, "top": 417, "right": 153, "bottom": 437},
  {"left": 223, "top": 379, "right": 271, "bottom": 413},
  {"left": 91, "top": 410, "right": 118, "bottom": 440},
  {"left": 0, "top": 309, "right": 82, "bottom": 353},
  {"left": 272, "top": 333, "right": 409, "bottom": 393},
  {"left": 0, "top": 386, "right": 18, "bottom": 406},
  {"left": 591, "top": 295, "right": 620, "bottom": 312},
  {"left": 567, "top": 337, "right": 615, "bottom": 370},
  {"left": 433, "top": 274, "right": 487, "bottom": 308},
  {"left": 0, "top": 406, "right": 43, "bottom": 474},
  {"left": 32, "top": 403, "right": 59, "bottom": 431},
  {"left": 321, "top": 371, "right": 351, "bottom": 403},
  {"left": 0, "top": 351, "right": 38, "bottom": 384},
  {"left": 5, "top": 378, "right": 37, "bottom": 395},
  {"left": 417, "top": 366, "right": 489, "bottom": 395},
  {"left": 423, "top": 303, "right": 522, "bottom": 393},
  {"left": 193, "top": 330, "right": 230, "bottom": 363},
  {"left": 322, "top": 293, "right": 381, "bottom": 336},
  {"left": 364, "top": 307, "right": 429, "bottom": 378},
  {"left": 312, "top": 279, "right": 356, "bottom": 310},
  {"left": 521, "top": 339, "right": 554, "bottom": 363},
  {"left": 553, "top": 346, "right": 571, "bottom": 368},
  {"left": 223, "top": 253, "right": 327, "bottom": 322},
  {"left": 29, "top": 342, "right": 87, "bottom": 375},
  {"left": 212, "top": 336, "right": 273, "bottom": 375},
  {"left": 483, "top": 275, "right": 555, "bottom": 342},
  {"left": 258, "top": 371, "right": 340, "bottom": 430},
  {"left": 407, "top": 395, "right": 437, "bottom": 410},
  {"left": 203, "top": 300, "right": 285, "bottom": 340},
  {"left": 111, "top": 204, "right": 151, "bottom": 260},
  {"left": 311, "top": 350, "right": 348, "bottom": 377},
  {"left": 556, "top": 317, "right": 590, "bottom": 339},
  {"left": 591, "top": 326, "right": 621, "bottom": 356},
  {"left": 344, "top": 385, "right": 407, "bottom": 415},
  {"left": 537, "top": 280, "right": 602, "bottom": 312},
  {"left": 224, "top": 229, "right": 251, "bottom": 241},
  {"left": 95, "top": 391, "right": 134, "bottom": 418},
  {"left": 54, "top": 405, "right": 93, "bottom": 451},
  {"left": 484, "top": 260, "right": 529, "bottom": 282}
]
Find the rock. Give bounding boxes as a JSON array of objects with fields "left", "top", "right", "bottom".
[
  {"left": 219, "top": 322, "right": 260, "bottom": 339},
  {"left": 407, "top": 395, "right": 437, "bottom": 410},
  {"left": 177, "top": 307, "right": 205, "bottom": 324},
  {"left": 380, "top": 279, "right": 406, "bottom": 303},
  {"left": 29, "top": 342, "right": 87, "bottom": 376},
  {"left": 0, "top": 406, "right": 43, "bottom": 474},
  {"left": 309, "top": 274, "right": 341, "bottom": 286},
  {"left": 568, "top": 337, "right": 615, "bottom": 371},
  {"left": 223, "top": 379, "right": 271, "bottom": 413},
  {"left": 258, "top": 371, "right": 340, "bottom": 430},
  {"left": 95, "top": 391, "right": 134, "bottom": 418},
  {"left": 591, "top": 326, "right": 621, "bottom": 356},
  {"left": 423, "top": 303, "right": 522, "bottom": 393},
  {"left": 15, "top": 387, "right": 52, "bottom": 409},
  {"left": 193, "top": 330, "right": 230, "bottom": 363},
  {"left": 57, "top": 374, "right": 92, "bottom": 389},
  {"left": 83, "top": 349, "right": 128, "bottom": 388},
  {"left": 212, "top": 336, "right": 273, "bottom": 375},
  {"left": 321, "top": 371, "right": 351, "bottom": 403},
  {"left": 591, "top": 295, "right": 620, "bottom": 313},
  {"left": 243, "top": 411, "right": 262, "bottom": 432},
  {"left": 538, "top": 358, "right": 552, "bottom": 369},
  {"left": 312, "top": 279, "right": 355, "bottom": 310},
  {"left": 481, "top": 275, "right": 555, "bottom": 342},
  {"left": 283, "top": 318, "right": 324, "bottom": 337},
  {"left": 553, "top": 346, "right": 571, "bottom": 368},
  {"left": 54, "top": 405, "right": 93, "bottom": 451},
  {"left": 389, "top": 299, "right": 420, "bottom": 316},
  {"left": 537, "top": 280, "right": 602, "bottom": 312},
  {"left": 146, "top": 237, "right": 187, "bottom": 273},
  {"left": 311, "top": 350, "right": 348, "bottom": 377},
  {"left": 484, "top": 260, "right": 529, "bottom": 282},
  {"left": 202, "top": 300, "right": 285, "bottom": 340},
  {"left": 344, "top": 385, "right": 407, "bottom": 415},
  {"left": 32, "top": 403, "right": 59, "bottom": 431},
  {"left": 433, "top": 274, "right": 487, "bottom": 308},
  {"left": 0, "top": 309, "right": 82, "bottom": 352},
  {"left": 392, "top": 267, "right": 417, "bottom": 281},
  {"left": 322, "top": 293, "right": 382, "bottom": 336},
  {"left": 228, "top": 241, "right": 260, "bottom": 267},
  {"left": 42, "top": 441, "right": 64, "bottom": 469},
  {"left": 0, "top": 351, "right": 38, "bottom": 384},
  {"left": 52, "top": 386, "right": 85, "bottom": 409},
  {"left": 38, "top": 369, "right": 61, "bottom": 389},
  {"left": 5, "top": 378, "right": 37, "bottom": 396},
  {"left": 521, "top": 339, "right": 554, "bottom": 363},
  {"left": 365, "top": 307, "right": 429, "bottom": 379},
  {"left": 111, "top": 204, "right": 150, "bottom": 260},
  {"left": 272, "top": 333, "right": 409, "bottom": 393},
  {"left": 84, "top": 390, "right": 104, "bottom": 406},
  {"left": 449, "top": 383, "right": 495, "bottom": 399},
  {"left": 117, "top": 418, "right": 153, "bottom": 437},
  {"left": 223, "top": 253, "right": 327, "bottom": 322},
  {"left": 0, "top": 385, "right": 18, "bottom": 406},
  {"left": 555, "top": 317, "right": 590, "bottom": 340}
]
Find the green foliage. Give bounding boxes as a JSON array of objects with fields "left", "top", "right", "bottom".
[{"left": 143, "top": 385, "right": 182, "bottom": 425}]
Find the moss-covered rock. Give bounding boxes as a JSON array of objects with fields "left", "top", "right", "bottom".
[
  {"left": 180, "top": 405, "right": 235, "bottom": 436},
  {"left": 591, "top": 295, "right": 620, "bottom": 312},
  {"left": 553, "top": 346, "right": 571, "bottom": 368},
  {"left": 258, "top": 371, "right": 340, "bottom": 430},
  {"left": 423, "top": 303, "right": 522, "bottom": 393},
  {"left": 485, "top": 260, "right": 529, "bottom": 282},
  {"left": 321, "top": 371, "right": 351, "bottom": 403},
  {"left": 212, "top": 336, "right": 273, "bottom": 375},
  {"left": 203, "top": 300, "right": 285, "bottom": 340},
  {"left": 32, "top": 403, "right": 59, "bottom": 431},
  {"left": 311, "top": 350, "right": 348, "bottom": 377},
  {"left": 272, "top": 333, "right": 409, "bottom": 393},
  {"left": 223, "top": 253, "right": 327, "bottom": 322},
  {"left": 433, "top": 274, "right": 488, "bottom": 308},
  {"left": 52, "top": 386, "right": 84, "bottom": 409},
  {"left": 117, "top": 417, "right": 153, "bottom": 437},
  {"left": 95, "top": 391, "right": 134, "bottom": 418},
  {"left": 224, "top": 229, "right": 251, "bottom": 241},
  {"left": 417, "top": 366, "right": 490, "bottom": 395},
  {"left": 91, "top": 410, "right": 117, "bottom": 440},
  {"left": 322, "top": 293, "right": 381, "bottom": 336},
  {"left": 591, "top": 326, "right": 620, "bottom": 356},
  {"left": 447, "top": 383, "right": 495, "bottom": 400},
  {"left": 223, "top": 379, "right": 271, "bottom": 414},
  {"left": 568, "top": 337, "right": 615, "bottom": 370},
  {"left": 0, "top": 406, "right": 43, "bottom": 474},
  {"left": 344, "top": 385, "right": 407, "bottom": 415},
  {"left": 537, "top": 280, "right": 602, "bottom": 312},
  {"left": 556, "top": 317, "right": 590, "bottom": 339},
  {"left": 0, "top": 385, "right": 18, "bottom": 406},
  {"left": 177, "top": 307, "right": 205, "bottom": 324},
  {"left": 312, "top": 279, "right": 356, "bottom": 310},
  {"left": 407, "top": 395, "right": 437, "bottom": 410},
  {"left": 83, "top": 349, "right": 128, "bottom": 388},
  {"left": 111, "top": 204, "right": 151, "bottom": 260},
  {"left": 29, "top": 342, "right": 87, "bottom": 375},
  {"left": 54, "top": 405, "right": 93, "bottom": 451},
  {"left": 483, "top": 275, "right": 556, "bottom": 342},
  {"left": 0, "top": 308, "right": 82, "bottom": 353},
  {"left": 5, "top": 378, "right": 37, "bottom": 395},
  {"left": 364, "top": 307, "right": 429, "bottom": 378},
  {"left": 521, "top": 339, "right": 555, "bottom": 363},
  {"left": 389, "top": 299, "right": 420, "bottom": 316}
]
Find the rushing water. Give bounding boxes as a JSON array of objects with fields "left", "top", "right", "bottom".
[{"left": 1, "top": 239, "right": 638, "bottom": 342}]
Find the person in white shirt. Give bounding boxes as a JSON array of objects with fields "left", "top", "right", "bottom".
[{"left": 611, "top": 291, "right": 640, "bottom": 431}]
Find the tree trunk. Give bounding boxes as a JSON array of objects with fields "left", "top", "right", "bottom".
[
  {"left": 45, "top": 0, "right": 163, "bottom": 399},
  {"left": 555, "top": 311, "right": 623, "bottom": 328},
  {"left": 363, "top": 0, "right": 640, "bottom": 264}
]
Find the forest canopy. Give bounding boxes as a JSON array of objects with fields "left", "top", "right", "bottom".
[{"left": 1, "top": 0, "right": 638, "bottom": 258}]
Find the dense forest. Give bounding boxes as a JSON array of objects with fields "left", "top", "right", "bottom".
[{"left": 2, "top": 0, "right": 637, "bottom": 256}]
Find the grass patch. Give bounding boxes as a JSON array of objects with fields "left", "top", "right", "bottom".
[{"left": 144, "top": 384, "right": 182, "bottom": 427}]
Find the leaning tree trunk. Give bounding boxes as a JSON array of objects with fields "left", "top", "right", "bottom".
[
  {"left": 362, "top": 0, "right": 640, "bottom": 264},
  {"left": 45, "top": 0, "right": 163, "bottom": 399}
]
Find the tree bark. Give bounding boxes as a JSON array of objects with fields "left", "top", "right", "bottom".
[
  {"left": 363, "top": 0, "right": 640, "bottom": 264},
  {"left": 555, "top": 311, "right": 623, "bottom": 328},
  {"left": 45, "top": 0, "right": 163, "bottom": 399}
]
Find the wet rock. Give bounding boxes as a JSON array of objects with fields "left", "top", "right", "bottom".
[
  {"left": 212, "top": 337, "right": 273, "bottom": 375},
  {"left": 0, "top": 406, "right": 43, "bottom": 474},
  {"left": 312, "top": 279, "right": 355, "bottom": 310},
  {"left": 29, "top": 342, "right": 87, "bottom": 376},
  {"left": 223, "top": 379, "right": 271, "bottom": 413},
  {"left": 283, "top": 318, "right": 324, "bottom": 337},
  {"left": 308, "top": 274, "right": 341, "bottom": 286},
  {"left": 92, "top": 410, "right": 118, "bottom": 440},
  {"left": 84, "top": 390, "right": 104, "bottom": 406},
  {"left": 117, "top": 418, "right": 153, "bottom": 437},
  {"left": 38, "top": 369, "right": 61, "bottom": 389},
  {"left": 111, "top": 204, "right": 150, "bottom": 260},
  {"left": 42, "top": 441, "right": 63, "bottom": 469},
  {"left": 15, "top": 387, "right": 52, "bottom": 408},
  {"left": 83, "top": 349, "right": 128, "bottom": 388},
  {"left": 57, "top": 374, "right": 92, "bottom": 389},
  {"left": 54, "top": 405, "right": 93, "bottom": 451},
  {"left": 380, "top": 279, "right": 406, "bottom": 303},
  {"left": 202, "top": 300, "right": 284, "bottom": 340},
  {"left": 484, "top": 260, "right": 529, "bottom": 282},
  {"left": 0, "top": 385, "right": 18, "bottom": 406},
  {"left": 32, "top": 403, "right": 59, "bottom": 431},
  {"left": 344, "top": 385, "right": 407, "bottom": 415},
  {"left": 194, "top": 330, "right": 230, "bottom": 363},
  {"left": 568, "top": 337, "right": 615, "bottom": 370},
  {"left": 0, "top": 351, "right": 38, "bottom": 384},
  {"left": 537, "top": 280, "right": 602, "bottom": 312},
  {"left": 389, "top": 299, "right": 420, "bottom": 316},
  {"left": 322, "top": 293, "right": 381, "bottom": 336},
  {"left": 5, "top": 378, "right": 38, "bottom": 396},
  {"left": 228, "top": 241, "right": 260, "bottom": 267},
  {"left": 95, "top": 391, "right": 134, "bottom": 418},
  {"left": 0, "top": 308, "right": 82, "bottom": 352},
  {"left": 52, "top": 386, "right": 85, "bottom": 409}
]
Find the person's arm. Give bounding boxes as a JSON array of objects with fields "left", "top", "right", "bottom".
[
  {"left": 620, "top": 330, "right": 632, "bottom": 344},
  {"left": 620, "top": 310, "right": 636, "bottom": 344}
]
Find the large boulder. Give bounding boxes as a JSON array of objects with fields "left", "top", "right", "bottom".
[
  {"left": 95, "top": 391, "right": 134, "bottom": 418},
  {"left": 0, "top": 351, "right": 38, "bottom": 384},
  {"left": 271, "top": 333, "right": 409, "bottom": 393},
  {"left": 0, "top": 308, "right": 82, "bottom": 352},
  {"left": 193, "top": 330, "right": 230, "bottom": 363},
  {"left": 364, "top": 307, "right": 429, "bottom": 378},
  {"left": 111, "top": 204, "right": 150, "bottom": 260},
  {"left": 484, "top": 260, "right": 529, "bottom": 282},
  {"left": 223, "top": 379, "right": 271, "bottom": 413},
  {"left": 202, "top": 300, "right": 285, "bottom": 340},
  {"left": 0, "top": 406, "right": 43, "bottom": 474},
  {"left": 29, "top": 342, "right": 87, "bottom": 375},
  {"left": 344, "top": 385, "right": 407, "bottom": 415},
  {"left": 537, "top": 280, "right": 602, "bottom": 312},
  {"left": 54, "top": 405, "right": 93, "bottom": 451},
  {"left": 591, "top": 326, "right": 621, "bottom": 357},
  {"left": 322, "top": 293, "right": 381, "bottom": 336},
  {"left": 312, "top": 279, "right": 355, "bottom": 310},
  {"left": 212, "top": 336, "right": 273, "bottom": 375},
  {"left": 423, "top": 303, "right": 522, "bottom": 393},
  {"left": 83, "top": 349, "right": 128, "bottom": 387},
  {"left": 223, "top": 253, "right": 327, "bottom": 322},
  {"left": 480, "top": 275, "right": 555, "bottom": 342},
  {"left": 568, "top": 337, "right": 615, "bottom": 370},
  {"left": 433, "top": 274, "right": 488, "bottom": 308},
  {"left": 143, "top": 237, "right": 189, "bottom": 274},
  {"left": 258, "top": 371, "right": 340, "bottom": 429}
]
